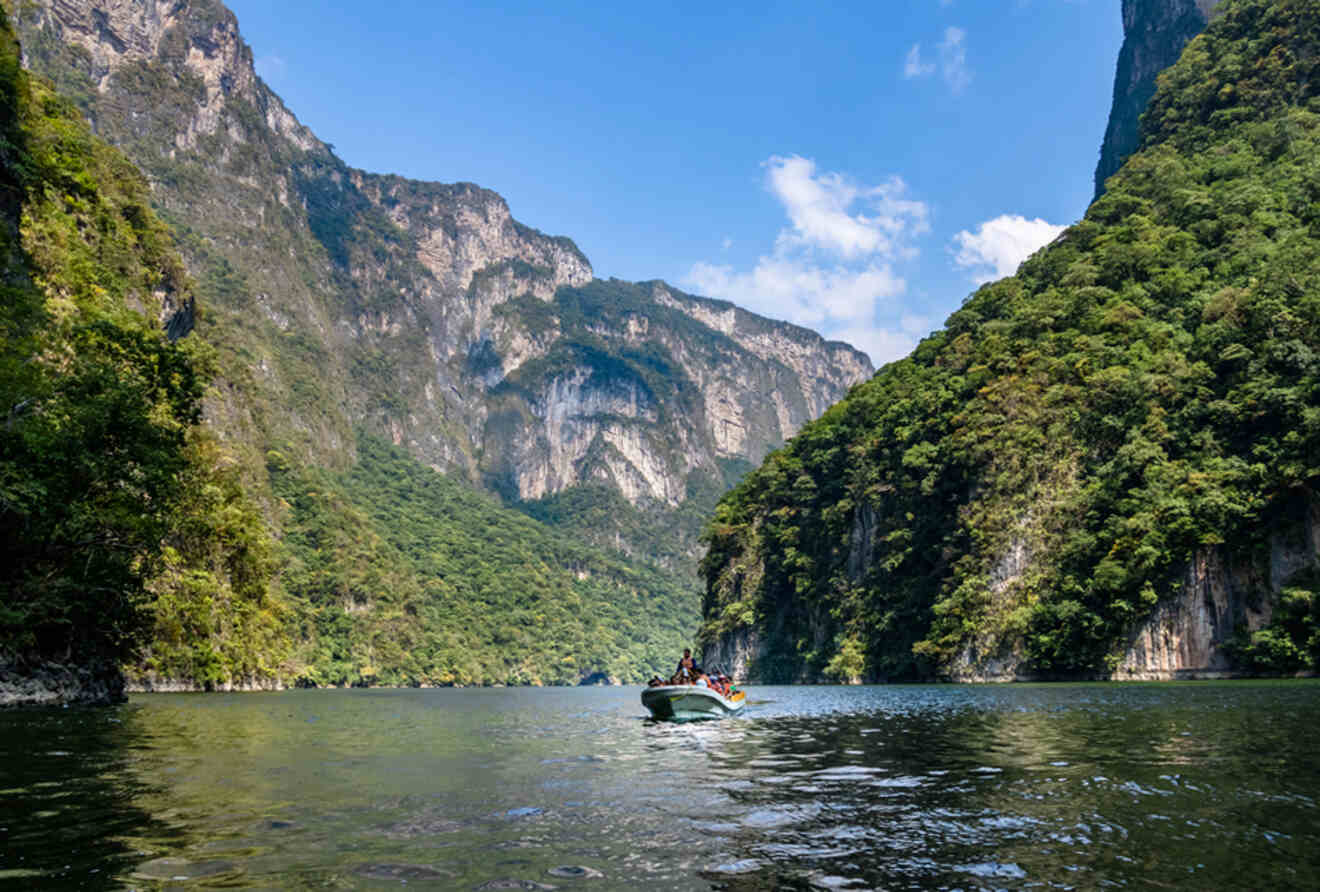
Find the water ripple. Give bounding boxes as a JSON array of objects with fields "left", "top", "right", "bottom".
[{"left": 2, "top": 682, "right": 1320, "bottom": 889}]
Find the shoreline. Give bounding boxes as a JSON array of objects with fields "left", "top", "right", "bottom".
[{"left": 6, "top": 668, "right": 1317, "bottom": 708}]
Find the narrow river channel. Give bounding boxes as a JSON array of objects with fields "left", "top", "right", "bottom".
[{"left": 2, "top": 681, "right": 1318, "bottom": 889}]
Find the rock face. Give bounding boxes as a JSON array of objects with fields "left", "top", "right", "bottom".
[
  {"left": 13, "top": 0, "right": 871, "bottom": 559},
  {"left": 1094, "top": 0, "right": 1222, "bottom": 199},
  {"left": 0, "top": 660, "right": 126, "bottom": 707},
  {"left": 700, "top": 627, "right": 763, "bottom": 683},
  {"left": 125, "top": 674, "right": 286, "bottom": 693},
  {"left": 714, "top": 503, "right": 1315, "bottom": 686}
]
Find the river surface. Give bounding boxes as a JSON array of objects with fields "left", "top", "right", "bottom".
[{"left": 2, "top": 682, "right": 1320, "bottom": 890}]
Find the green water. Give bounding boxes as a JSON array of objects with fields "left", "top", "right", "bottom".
[{"left": 2, "top": 682, "right": 1319, "bottom": 889}]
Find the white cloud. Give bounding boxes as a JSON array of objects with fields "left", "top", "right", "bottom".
[
  {"left": 687, "top": 258, "right": 905, "bottom": 330},
  {"left": 938, "top": 27, "right": 970, "bottom": 93},
  {"left": 903, "top": 26, "right": 971, "bottom": 93},
  {"left": 684, "top": 155, "right": 931, "bottom": 366},
  {"left": 903, "top": 44, "right": 935, "bottom": 79},
  {"left": 952, "top": 214, "right": 1067, "bottom": 283},
  {"left": 765, "top": 155, "right": 928, "bottom": 260},
  {"left": 832, "top": 314, "right": 935, "bottom": 366},
  {"left": 255, "top": 54, "right": 287, "bottom": 82}
]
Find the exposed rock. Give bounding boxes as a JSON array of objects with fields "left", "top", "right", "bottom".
[
  {"left": 949, "top": 501, "right": 1318, "bottom": 682},
  {"left": 0, "top": 658, "right": 126, "bottom": 706},
  {"left": 1094, "top": 0, "right": 1223, "bottom": 199},
  {"left": 701, "top": 627, "right": 763, "bottom": 684},
  {"left": 15, "top": 0, "right": 871, "bottom": 518},
  {"left": 124, "top": 674, "right": 286, "bottom": 692},
  {"left": 1112, "top": 500, "right": 1320, "bottom": 679}
]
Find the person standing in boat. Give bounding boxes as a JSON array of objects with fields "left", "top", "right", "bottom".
[{"left": 675, "top": 648, "right": 699, "bottom": 682}]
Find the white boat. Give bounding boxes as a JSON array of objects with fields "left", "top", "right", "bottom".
[{"left": 641, "top": 684, "right": 746, "bottom": 720}]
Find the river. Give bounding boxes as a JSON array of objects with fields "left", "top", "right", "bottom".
[{"left": 2, "top": 682, "right": 1319, "bottom": 889}]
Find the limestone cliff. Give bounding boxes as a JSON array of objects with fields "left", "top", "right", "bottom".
[
  {"left": 1094, "top": 0, "right": 1222, "bottom": 199},
  {"left": 13, "top": 0, "right": 871, "bottom": 567}
]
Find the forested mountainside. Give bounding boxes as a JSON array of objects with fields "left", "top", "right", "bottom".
[
  {"left": 0, "top": 2, "right": 712, "bottom": 700},
  {"left": 1095, "top": 0, "right": 1222, "bottom": 199},
  {"left": 0, "top": 0, "right": 869, "bottom": 697},
  {"left": 0, "top": 3, "right": 279, "bottom": 703},
  {"left": 702, "top": 0, "right": 1320, "bottom": 684},
  {"left": 12, "top": 0, "right": 869, "bottom": 570}
]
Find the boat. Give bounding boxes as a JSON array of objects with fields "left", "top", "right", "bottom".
[{"left": 641, "top": 684, "right": 746, "bottom": 720}]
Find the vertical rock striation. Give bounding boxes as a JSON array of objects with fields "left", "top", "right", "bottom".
[{"left": 1094, "top": 0, "right": 1222, "bottom": 200}]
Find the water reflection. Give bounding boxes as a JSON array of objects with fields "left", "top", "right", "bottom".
[
  {"left": 1, "top": 683, "right": 1319, "bottom": 889},
  {"left": 0, "top": 705, "right": 178, "bottom": 890}
]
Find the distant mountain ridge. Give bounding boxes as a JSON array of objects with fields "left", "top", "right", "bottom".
[
  {"left": 7, "top": 0, "right": 870, "bottom": 689},
  {"left": 14, "top": 0, "right": 868, "bottom": 532}
]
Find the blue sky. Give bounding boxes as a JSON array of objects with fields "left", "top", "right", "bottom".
[{"left": 226, "top": 1, "right": 1124, "bottom": 365}]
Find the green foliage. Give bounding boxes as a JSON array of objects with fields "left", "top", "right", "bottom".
[
  {"left": 0, "top": 7, "right": 286, "bottom": 687},
  {"left": 133, "top": 430, "right": 290, "bottom": 687},
  {"left": 0, "top": 10, "right": 202, "bottom": 666},
  {"left": 701, "top": 0, "right": 1320, "bottom": 679},
  {"left": 271, "top": 433, "right": 699, "bottom": 686},
  {"left": 1227, "top": 570, "right": 1320, "bottom": 673}
]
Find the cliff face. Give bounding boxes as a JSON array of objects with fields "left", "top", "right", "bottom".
[
  {"left": 702, "top": 0, "right": 1320, "bottom": 685},
  {"left": 948, "top": 509, "right": 1315, "bottom": 683},
  {"left": 1094, "top": 0, "right": 1222, "bottom": 199},
  {"left": 14, "top": 0, "right": 871, "bottom": 563}
]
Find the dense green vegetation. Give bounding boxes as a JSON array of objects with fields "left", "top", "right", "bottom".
[
  {"left": 701, "top": 0, "right": 1320, "bottom": 681},
  {"left": 6, "top": 1, "right": 875, "bottom": 691},
  {"left": 0, "top": 6, "right": 278, "bottom": 676},
  {"left": 131, "top": 430, "right": 290, "bottom": 687},
  {"left": 4, "top": 6, "right": 717, "bottom": 689},
  {"left": 273, "top": 434, "right": 697, "bottom": 686}
]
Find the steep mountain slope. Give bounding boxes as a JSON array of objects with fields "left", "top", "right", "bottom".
[
  {"left": 12, "top": 0, "right": 870, "bottom": 577},
  {"left": 1094, "top": 0, "right": 1222, "bottom": 199},
  {"left": 0, "top": 0, "right": 698, "bottom": 698},
  {"left": 702, "top": 0, "right": 1320, "bottom": 683},
  {"left": 0, "top": 1, "right": 283, "bottom": 704},
  {"left": 3, "top": 0, "right": 871, "bottom": 690}
]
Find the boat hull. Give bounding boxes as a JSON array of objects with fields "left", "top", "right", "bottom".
[{"left": 641, "top": 685, "right": 745, "bottom": 720}]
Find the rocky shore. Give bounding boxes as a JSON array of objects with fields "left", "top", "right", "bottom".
[{"left": 0, "top": 659, "right": 126, "bottom": 707}]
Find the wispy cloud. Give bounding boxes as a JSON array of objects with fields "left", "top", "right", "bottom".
[
  {"left": 903, "top": 44, "right": 935, "bottom": 79},
  {"left": 255, "top": 54, "right": 287, "bottom": 82},
  {"left": 952, "top": 214, "right": 1066, "bottom": 283},
  {"left": 685, "top": 155, "right": 931, "bottom": 365},
  {"left": 903, "top": 26, "right": 971, "bottom": 93},
  {"left": 938, "top": 27, "right": 970, "bottom": 92}
]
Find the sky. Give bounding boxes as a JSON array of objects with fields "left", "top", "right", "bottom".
[{"left": 225, "top": 1, "right": 1125, "bottom": 366}]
